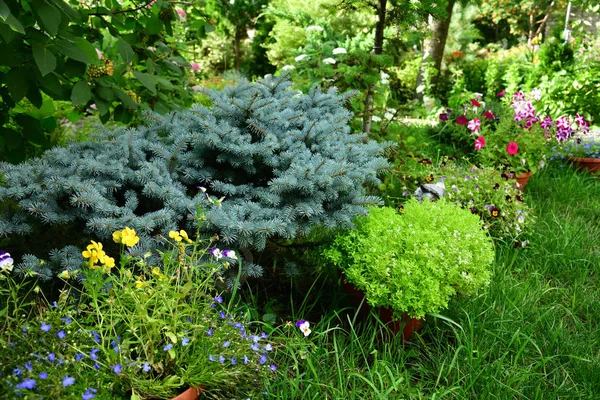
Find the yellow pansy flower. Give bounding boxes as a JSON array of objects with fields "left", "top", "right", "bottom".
[
  {"left": 113, "top": 227, "right": 140, "bottom": 247},
  {"left": 135, "top": 279, "right": 149, "bottom": 289},
  {"left": 102, "top": 256, "right": 115, "bottom": 268},
  {"left": 169, "top": 230, "right": 182, "bottom": 242}
]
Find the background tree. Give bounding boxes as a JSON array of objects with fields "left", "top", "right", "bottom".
[{"left": 0, "top": 0, "right": 209, "bottom": 163}]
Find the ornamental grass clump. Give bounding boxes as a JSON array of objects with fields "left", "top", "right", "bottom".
[
  {"left": 322, "top": 201, "right": 494, "bottom": 319},
  {"left": 0, "top": 228, "right": 276, "bottom": 399}
]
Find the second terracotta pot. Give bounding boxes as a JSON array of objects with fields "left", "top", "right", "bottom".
[{"left": 340, "top": 274, "right": 423, "bottom": 341}]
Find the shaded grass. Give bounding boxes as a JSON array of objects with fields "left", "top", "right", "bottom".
[{"left": 259, "top": 163, "right": 600, "bottom": 399}]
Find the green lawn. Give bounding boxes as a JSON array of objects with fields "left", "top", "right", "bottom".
[{"left": 261, "top": 163, "right": 600, "bottom": 399}]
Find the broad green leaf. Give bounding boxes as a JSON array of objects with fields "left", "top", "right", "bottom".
[
  {"left": 94, "top": 98, "right": 109, "bottom": 115},
  {"left": 55, "top": 38, "right": 92, "bottom": 63},
  {"left": 133, "top": 71, "right": 157, "bottom": 95},
  {"left": 71, "top": 81, "right": 91, "bottom": 105},
  {"left": 1, "top": 127, "right": 21, "bottom": 150},
  {"left": 32, "top": 41, "right": 57, "bottom": 76},
  {"left": 53, "top": 0, "right": 80, "bottom": 22},
  {"left": 6, "top": 69, "right": 28, "bottom": 102},
  {"left": 0, "top": 21, "right": 16, "bottom": 43},
  {"left": 15, "top": 114, "right": 47, "bottom": 147},
  {"left": 74, "top": 37, "right": 98, "bottom": 63},
  {"left": 114, "top": 89, "right": 138, "bottom": 110},
  {"left": 40, "top": 116, "right": 57, "bottom": 131},
  {"left": 3, "top": 12, "right": 24, "bottom": 34},
  {"left": 118, "top": 37, "right": 134, "bottom": 64},
  {"left": 204, "top": 22, "right": 215, "bottom": 33},
  {"left": 26, "top": 87, "right": 43, "bottom": 109},
  {"left": 38, "top": 72, "right": 65, "bottom": 98},
  {"left": 145, "top": 15, "right": 162, "bottom": 35},
  {"left": 165, "top": 331, "right": 177, "bottom": 343},
  {"left": 96, "top": 85, "right": 114, "bottom": 101},
  {"left": 0, "top": 1, "right": 9, "bottom": 20},
  {"left": 156, "top": 77, "right": 174, "bottom": 90},
  {"left": 32, "top": 0, "right": 61, "bottom": 36}
]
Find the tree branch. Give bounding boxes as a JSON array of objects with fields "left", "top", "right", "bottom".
[{"left": 87, "top": 0, "right": 156, "bottom": 16}]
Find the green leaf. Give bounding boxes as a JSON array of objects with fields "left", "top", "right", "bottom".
[
  {"left": 145, "top": 15, "right": 162, "bottom": 35},
  {"left": 6, "top": 69, "right": 29, "bottom": 102},
  {"left": 32, "top": 0, "right": 61, "bottom": 36},
  {"left": 74, "top": 37, "right": 98, "bottom": 63},
  {"left": 15, "top": 114, "right": 47, "bottom": 147},
  {"left": 40, "top": 116, "right": 57, "bottom": 131},
  {"left": 55, "top": 38, "right": 92, "bottom": 64},
  {"left": 94, "top": 98, "right": 109, "bottom": 115},
  {"left": 113, "top": 105, "right": 133, "bottom": 124},
  {"left": 26, "top": 87, "right": 43, "bottom": 109},
  {"left": 0, "top": 21, "right": 17, "bottom": 43},
  {"left": 0, "top": 1, "right": 10, "bottom": 20},
  {"left": 114, "top": 89, "right": 138, "bottom": 110},
  {"left": 32, "top": 41, "right": 57, "bottom": 76},
  {"left": 133, "top": 71, "right": 157, "bottom": 95},
  {"left": 1, "top": 127, "right": 21, "bottom": 150},
  {"left": 52, "top": 0, "right": 80, "bottom": 22},
  {"left": 204, "top": 22, "right": 215, "bottom": 33},
  {"left": 38, "top": 72, "right": 65, "bottom": 98},
  {"left": 165, "top": 331, "right": 177, "bottom": 343},
  {"left": 118, "top": 37, "right": 134, "bottom": 64},
  {"left": 96, "top": 86, "right": 114, "bottom": 101},
  {"left": 71, "top": 81, "right": 91, "bottom": 105},
  {"left": 3, "top": 12, "right": 24, "bottom": 34}
]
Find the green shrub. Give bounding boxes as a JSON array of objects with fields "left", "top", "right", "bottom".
[{"left": 322, "top": 202, "right": 494, "bottom": 319}]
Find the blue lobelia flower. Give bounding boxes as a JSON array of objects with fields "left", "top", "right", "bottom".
[
  {"left": 56, "top": 330, "right": 66, "bottom": 339},
  {"left": 40, "top": 322, "right": 51, "bottom": 332},
  {"left": 39, "top": 372, "right": 48, "bottom": 380},
  {"left": 62, "top": 375, "right": 75, "bottom": 387},
  {"left": 163, "top": 343, "right": 173, "bottom": 351},
  {"left": 16, "top": 378, "right": 36, "bottom": 390},
  {"left": 111, "top": 364, "right": 122, "bottom": 374},
  {"left": 142, "top": 363, "right": 151, "bottom": 372},
  {"left": 181, "top": 338, "right": 190, "bottom": 347},
  {"left": 82, "top": 388, "right": 97, "bottom": 400}
]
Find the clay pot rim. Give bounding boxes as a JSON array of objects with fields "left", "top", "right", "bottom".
[
  {"left": 170, "top": 386, "right": 204, "bottom": 400},
  {"left": 567, "top": 156, "right": 600, "bottom": 162}
]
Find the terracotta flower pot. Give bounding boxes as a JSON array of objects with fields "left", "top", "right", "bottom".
[
  {"left": 568, "top": 157, "right": 600, "bottom": 174},
  {"left": 513, "top": 171, "right": 533, "bottom": 190},
  {"left": 340, "top": 273, "right": 423, "bottom": 341},
  {"left": 171, "top": 387, "right": 204, "bottom": 400}
]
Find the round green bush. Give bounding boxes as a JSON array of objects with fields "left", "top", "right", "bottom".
[{"left": 323, "top": 200, "right": 494, "bottom": 318}]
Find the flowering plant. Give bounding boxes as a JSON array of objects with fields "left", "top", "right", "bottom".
[
  {"left": 552, "top": 130, "right": 600, "bottom": 160},
  {"left": 0, "top": 228, "right": 275, "bottom": 399},
  {"left": 438, "top": 89, "right": 591, "bottom": 174},
  {"left": 382, "top": 156, "right": 534, "bottom": 244},
  {"left": 322, "top": 203, "right": 494, "bottom": 319}
]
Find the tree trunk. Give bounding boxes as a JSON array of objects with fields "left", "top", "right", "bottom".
[
  {"left": 414, "top": 0, "right": 456, "bottom": 101},
  {"left": 362, "top": 0, "right": 387, "bottom": 134},
  {"left": 233, "top": 27, "right": 242, "bottom": 71}
]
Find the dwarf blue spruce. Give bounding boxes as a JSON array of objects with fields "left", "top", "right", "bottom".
[{"left": 0, "top": 74, "right": 390, "bottom": 281}]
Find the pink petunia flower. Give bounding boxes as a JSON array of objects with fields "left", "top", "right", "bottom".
[
  {"left": 470, "top": 99, "right": 481, "bottom": 107},
  {"left": 190, "top": 62, "right": 201, "bottom": 71},
  {"left": 474, "top": 136, "right": 486, "bottom": 150},
  {"left": 497, "top": 89, "right": 506, "bottom": 97},
  {"left": 467, "top": 118, "right": 481, "bottom": 132},
  {"left": 507, "top": 142, "right": 519, "bottom": 155},
  {"left": 456, "top": 115, "right": 468, "bottom": 125}
]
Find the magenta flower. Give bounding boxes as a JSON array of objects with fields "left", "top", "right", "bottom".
[
  {"left": 439, "top": 113, "right": 448, "bottom": 121},
  {"left": 474, "top": 136, "right": 486, "bottom": 151},
  {"left": 483, "top": 110, "right": 495, "bottom": 119},
  {"left": 456, "top": 116, "right": 468, "bottom": 125},
  {"left": 513, "top": 91, "right": 525, "bottom": 101},
  {"left": 540, "top": 116, "right": 553, "bottom": 129},
  {"left": 190, "top": 62, "right": 201, "bottom": 71},
  {"left": 470, "top": 99, "right": 481, "bottom": 107},
  {"left": 575, "top": 113, "right": 587, "bottom": 127},
  {"left": 507, "top": 142, "right": 519, "bottom": 156},
  {"left": 497, "top": 89, "right": 506, "bottom": 97}
]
